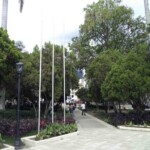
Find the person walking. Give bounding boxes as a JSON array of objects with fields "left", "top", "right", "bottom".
[{"left": 81, "top": 101, "right": 86, "bottom": 116}]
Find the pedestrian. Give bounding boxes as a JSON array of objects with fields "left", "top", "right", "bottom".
[
  {"left": 72, "top": 103, "right": 76, "bottom": 117},
  {"left": 69, "top": 103, "right": 73, "bottom": 114},
  {"left": 81, "top": 101, "right": 86, "bottom": 116}
]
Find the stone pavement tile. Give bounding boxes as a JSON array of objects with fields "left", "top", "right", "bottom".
[{"left": 22, "top": 110, "right": 150, "bottom": 150}]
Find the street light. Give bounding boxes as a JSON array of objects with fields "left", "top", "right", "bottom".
[{"left": 15, "top": 62, "right": 23, "bottom": 150}]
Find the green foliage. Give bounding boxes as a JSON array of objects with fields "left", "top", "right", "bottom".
[
  {"left": 76, "top": 87, "right": 89, "bottom": 101},
  {"left": 0, "top": 28, "right": 21, "bottom": 86},
  {"left": 0, "top": 109, "right": 35, "bottom": 120},
  {"left": 69, "top": 0, "right": 147, "bottom": 69},
  {"left": 0, "top": 133, "right": 5, "bottom": 149},
  {"left": 35, "top": 123, "right": 77, "bottom": 140},
  {"left": 87, "top": 49, "right": 122, "bottom": 101},
  {"left": 21, "top": 48, "right": 40, "bottom": 102},
  {"left": 21, "top": 42, "right": 78, "bottom": 118},
  {"left": 0, "top": 28, "right": 22, "bottom": 102},
  {"left": 102, "top": 49, "right": 150, "bottom": 112}
]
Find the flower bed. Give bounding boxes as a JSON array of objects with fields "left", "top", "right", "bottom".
[
  {"left": 36, "top": 123, "right": 77, "bottom": 140},
  {"left": 0, "top": 119, "right": 37, "bottom": 137},
  {"left": 21, "top": 123, "right": 78, "bottom": 147}
]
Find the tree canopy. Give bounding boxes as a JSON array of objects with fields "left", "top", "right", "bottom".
[
  {"left": 87, "top": 49, "right": 122, "bottom": 101},
  {"left": 21, "top": 42, "right": 79, "bottom": 117},
  {"left": 101, "top": 48, "right": 150, "bottom": 112},
  {"left": 69, "top": 0, "right": 147, "bottom": 69},
  {"left": 0, "top": 28, "right": 21, "bottom": 109},
  {"left": 0, "top": 28, "right": 21, "bottom": 86}
]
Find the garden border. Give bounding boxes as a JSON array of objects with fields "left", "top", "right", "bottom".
[
  {"left": 1, "top": 144, "right": 14, "bottom": 150},
  {"left": 118, "top": 126, "right": 150, "bottom": 132},
  {"left": 21, "top": 131, "right": 79, "bottom": 147}
]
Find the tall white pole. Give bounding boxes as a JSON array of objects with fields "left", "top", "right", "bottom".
[
  {"left": 38, "top": 0, "right": 44, "bottom": 134},
  {"left": 38, "top": 37, "right": 42, "bottom": 134},
  {"left": 144, "top": 0, "right": 150, "bottom": 24},
  {"left": 1, "top": 0, "right": 8, "bottom": 29},
  {"left": 52, "top": 42, "right": 54, "bottom": 123},
  {"left": 62, "top": 15, "right": 66, "bottom": 124},
  {"left": 51, "top": 11, "right": 55, "bottom": 123},
  {"left": 63, "top": 44, "right": 66, "bottom": 124},
  {"left": 144, "top": 0, "right": 150, "bottom": 49}
]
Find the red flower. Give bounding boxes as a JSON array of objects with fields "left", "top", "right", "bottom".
[{"left": 40, "top": 119, "right": 46, "bottom": 127}]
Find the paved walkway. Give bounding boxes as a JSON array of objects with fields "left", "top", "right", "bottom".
[{"left": 22, "top": 109, "right": 150, "bottom": 150}]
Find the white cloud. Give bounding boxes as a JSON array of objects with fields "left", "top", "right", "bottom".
[
  {"left": 122, "top": 0, "right": 145, "bottom": 17},
  {"left": 0, "top": 0, "right": 147, "bottom": 52}
]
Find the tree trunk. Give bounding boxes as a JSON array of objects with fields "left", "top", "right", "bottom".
[
  {"left": 0, "top": 87, "right": 6, "bottom": 110},
  {"left": 33, "top": 103, "right": 37, "bottom": 119},
  {"left": 113, "top": 101, "right": 118, "bottom": 114},
  {"left": 104, "top": 101, "right": 108, "bottom": 113},
  {"left": 44, "top": 103, "right": 48, "bottom": 119},
  {"left": 118, "top": 101, "right": 122, "bottom": 113},
  {"left": 44, "top": 101, "right": 51, "bottom": 119}
]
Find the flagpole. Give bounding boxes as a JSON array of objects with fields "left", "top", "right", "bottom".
[
  {"left": 51, "top": 10, "right": 55, "bottom": 124},
  {"left": 38, "top": 0, "right": 44, "bottom": 134},
  {"left": 38, "top": 42, "right": 42, "bottom": 134},
  {"left": 63, "top": 44, "right": 66, "bottom": 124},
  {"left": 52, "top": 42, "right": 54, "bottom": 123},
  {"left": 62, "top": 16, "right": 66, "bottom": 124}
]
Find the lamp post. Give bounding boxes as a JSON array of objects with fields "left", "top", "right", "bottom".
[{"left": 15, "top": 62, "right": 23, "bottom": 150}]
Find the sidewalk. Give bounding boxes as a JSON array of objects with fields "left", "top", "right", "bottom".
[{"left": 22, "top": 109, "right": 150, "bottom": 150}]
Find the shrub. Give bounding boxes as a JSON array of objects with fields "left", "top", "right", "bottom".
[
  {"left": 0, "top": 133, "right": 5, "bottom": 149},
  {"left": 0, "top": 109, "right": 35, "bottom": 120},
  {"left": 0, "top": 119, "right": 37, "bottom": 137},
  {"left": 53, "top": 116, "right": 76, "bottom": 124},
  {"left": 35, "top": 123, "right": 77, "bottom": 140}
]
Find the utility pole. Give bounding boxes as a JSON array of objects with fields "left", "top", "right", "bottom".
[
  {"left": 1, "top": 0, "right": 8, "bottom": 29},
  {"left": 144, "top": 0, "right": 150, "bottom": 24},
  {"left": 144, "top": 0, "right": 150, "bottom": 49}
]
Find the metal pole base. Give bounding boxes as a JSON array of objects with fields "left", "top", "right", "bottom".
[{"left": 15, "top": 139, "right": 24, "bottom": 150}]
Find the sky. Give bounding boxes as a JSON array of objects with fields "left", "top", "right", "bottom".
[{"left": 0, "top": 0, "right": 147, "bottom": 53}]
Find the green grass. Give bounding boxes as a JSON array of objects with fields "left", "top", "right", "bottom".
[
  {"left": 2, "top": 135, "right": 15, "bottom": 146},
  {"left": 87, "top": 109, "right": 111, "bottom": 124},
  {"left": 2, "top": 130, "right": 37, "bottom": 146},
  {"left": 0, "top": 109, "right": 35, "bottom": 120}
]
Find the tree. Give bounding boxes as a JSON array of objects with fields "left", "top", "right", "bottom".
[
  {"left": 76, "top": 87, "right": 88, "bottom": 102},
  {"left": 21, "top": 46, "right": 40, "bottom": 117},
  {"left": 101, "top": 48, "right": 150, "bottom": 114},
  {"left": 21, "top": 42, "right": 79, "bottom": 118},
  {"left": 86, "top": 49, "right": 122, "bottom": 110},
  {"left": 0, "top": 28, "right": 21, "bottom": 110},
  {"left": 65, "top": 51, "right": 79, "bottom": 95},
  {"left": 41, "top": 43, "right": 78, "bottom": 117},
  {"left": 69, "top": 0, "right": 147, "bottom": 69}
]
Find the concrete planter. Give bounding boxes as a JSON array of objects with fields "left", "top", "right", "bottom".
[
  {"left": 21, "top": 131, "right": 79, "bottom": 147},
  {"left": 118, "top": 125, "right": 150, "bottom": 132},
  {"left": 0, "top": 144, "right": 14, "bottom": 150}
]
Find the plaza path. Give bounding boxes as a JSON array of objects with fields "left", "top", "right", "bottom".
[{"left": 22, "top": 109, "right": 150, "bottom": 150}]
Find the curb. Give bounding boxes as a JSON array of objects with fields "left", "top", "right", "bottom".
[
  {"left": 2, "top": 144, "right": 14, "bottom": 150},
  {"left": 118, "top": 126, "right": 150, "bottom": 132},
  {"left": 21, "top": 131, "right": 79, "bottom": 147}
]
